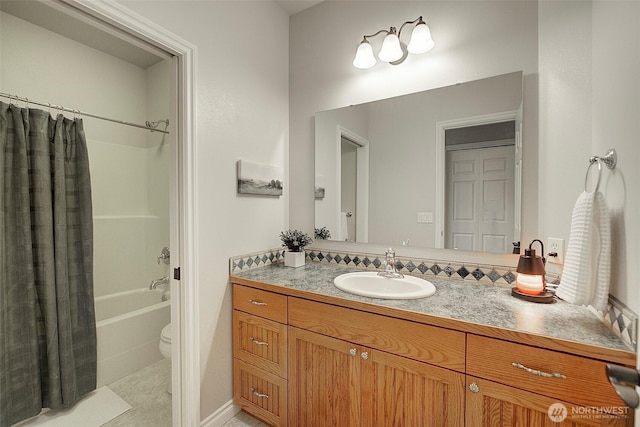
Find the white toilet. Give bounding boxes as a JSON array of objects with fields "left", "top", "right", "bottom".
[{"left": 159, "top": 323, "right": 172, "bottom": 394}]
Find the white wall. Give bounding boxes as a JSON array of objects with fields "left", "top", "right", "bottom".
[
  {"left": 116, "top": 0, "right": 290, "bottom": 420},
  {"left": 0, "top": 11, "right": 169, "bottom": 298},
  {"left": 539, "top": 1, "right": 640, "bottom": 314}
]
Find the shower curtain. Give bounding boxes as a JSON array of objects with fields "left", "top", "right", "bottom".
[{"left": 0, "top": 101, "right": 96, "bottom": 426}]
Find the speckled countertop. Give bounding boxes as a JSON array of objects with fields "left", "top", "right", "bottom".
[{"left": 230, "top": 261, "right": 635, "bottom": 363}]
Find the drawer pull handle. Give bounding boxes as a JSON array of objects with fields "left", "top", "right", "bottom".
[
  {"left": 512, "top": 362, "right": 567, "bottom": 379},
  {"left": 249, "top": 337, "right": 269, "bottom": 346},
  {"left": 249, "top": 387, "right": 269, "bottom": 399},
  {"left": 248, "top": 299, "right": 267, "bottom": 306}
]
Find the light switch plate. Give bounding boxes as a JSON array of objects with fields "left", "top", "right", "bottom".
[{"left": 418, "top": 212, "right": 433, "bottom": 223}]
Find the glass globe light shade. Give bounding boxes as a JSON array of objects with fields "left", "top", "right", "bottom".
[
  {"left": 353, "top": 40, "right": 376, "bottom": 69},
  {"left": 407, "top": 22, "right": 435, "bottom": 54},
  {"left": 378, "top": 32, "right": 403, "bottom": 63}
]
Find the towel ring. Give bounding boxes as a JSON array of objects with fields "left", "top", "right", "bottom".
[
  {"left": 584, "top": 149, "right": 617, "bottom": 193},
  {"left": 584, "top": 160, "right": 602, "bottom": 192}
]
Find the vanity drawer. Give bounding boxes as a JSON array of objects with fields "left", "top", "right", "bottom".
[
  {"left": 467, "top": 335, "right": 625, "bottom": 408},
  {"left": 234, "top": 359, "right": 287, "bottom": 427},
  {"left": 288, "top": 297, "right": 465, "bottom": 371},
  {"left": 233, "top": 284, "right": 287, "bottom": 323},
  {"left": 233, "top": 310, "right": 287, "bottom": 378}
]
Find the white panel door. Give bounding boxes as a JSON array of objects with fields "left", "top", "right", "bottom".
[{"left": 445, "top": 145, "right": 515, "bottom": 253}]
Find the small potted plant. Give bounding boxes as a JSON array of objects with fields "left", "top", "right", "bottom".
[
  {"left": 280, "top": 229, "right": 312, "bottom": 268},
  {"left": 314, "top": 227, "right": 331, "bottom": 240}
]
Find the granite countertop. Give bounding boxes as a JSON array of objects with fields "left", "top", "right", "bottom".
[{"left": 230, "top": 261, "right": 635, "bottom": 360}]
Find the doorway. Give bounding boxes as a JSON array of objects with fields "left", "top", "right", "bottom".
[
  {"left": 435, "top": 111, "right": 522, "bottom": 250},
  {"left": 0, "top": 1, "right": 199, "bottom": 425},
  {"left": 445, "top": 144, "right": 516, "bottom": 253},
  {"left": 337, "top": 126, "right": 369, "bottom": 243}
]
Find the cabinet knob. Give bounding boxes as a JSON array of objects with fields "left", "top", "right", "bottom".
[
  {"left": 469, "top": 382, "right": 480, "bottom": 393},
  {"left": 361, "top": 351, "right": 369, "bottom": 360},
  {"left": 349, "top": 348, "right": 357, "bottom": 357}
]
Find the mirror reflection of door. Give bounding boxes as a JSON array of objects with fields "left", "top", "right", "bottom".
[
  {"left": 445, "top": 121, "right": 516, "bottom": 253},
  {"left": 341, "top": 137, "right": 357, "bottom": 241}
]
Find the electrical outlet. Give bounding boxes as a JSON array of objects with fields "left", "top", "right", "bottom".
[{"left": 547, "top": 238, "right": 565, "bottom": 264}]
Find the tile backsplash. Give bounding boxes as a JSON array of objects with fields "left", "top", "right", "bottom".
[{"left": 229, "top": 246, "right": 637, "bottom": 349}]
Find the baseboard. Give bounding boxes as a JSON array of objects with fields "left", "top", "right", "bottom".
[{"left": 200, "top": 399, "right": 240, "bottom": 427}]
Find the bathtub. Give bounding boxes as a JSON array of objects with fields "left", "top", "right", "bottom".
[{"left": 95, "top": 288, "right": 171, "bottom": 387}]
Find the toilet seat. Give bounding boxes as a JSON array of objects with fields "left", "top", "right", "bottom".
[{"left": 161, "top": 323, "right": 171, "bottom": 343}]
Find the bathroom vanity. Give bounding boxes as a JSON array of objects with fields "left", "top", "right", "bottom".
[{"left": 230, "top": 262, "right": 635, "bottom": 426}]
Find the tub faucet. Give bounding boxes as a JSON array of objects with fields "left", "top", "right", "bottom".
[
  {"left": 377, "top": 247, "right": 404, "bottom": 279},
  {"left": 150, "top": 275, "right": 169, "bottom": 290}
]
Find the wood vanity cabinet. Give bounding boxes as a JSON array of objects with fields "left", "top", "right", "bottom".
[
  {"left": 233, "top": 285, "right": 288, "bottom": 426},
  {"left": 466, "top": 335, "right": 632, "bottom": 426},
  {"left": 288, "top": 323, "right": 465, "bottom": 426},
  {"left": 232, "top": 282, "right": 633, "bottom": 427},
  {"left": 287, "top": 297, "right": 465, "bottom": 426}
]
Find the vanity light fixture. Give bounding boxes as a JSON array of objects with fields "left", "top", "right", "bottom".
[
  {"left": 512, "top": 239, "right": 555, "bottom": 303},
  {"left": 352, "top": 16, "right": 435, "bottom": 69}
]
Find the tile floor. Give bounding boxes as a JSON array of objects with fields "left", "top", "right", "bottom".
[
  {"left": 102, "top": 358, "right": 265, "bottom": 427},
  {"left": 103, "top": 359, "right": 172, "bottom": 426}
]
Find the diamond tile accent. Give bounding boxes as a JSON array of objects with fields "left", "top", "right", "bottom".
[
  {"left": 503, "top": 272, "right": 516, "bottom": 284},
  {"left": 372, "top": 258, "right": 382, "bottom": 268},
  {"left": 457, "top": 266, "right": 469, "bottom": 278},
  {"left": 405, "top": 261, "right": 416, "bottom": 272},
  {"left": 417, "top": 263, "right": 429, "bottom": 274},
  {"left": 444, "top": 266, "right": 455, "bottom": 277},
  {"left": 362, "top": 257, "right": 371, "bottom": 267},
  {"left": 430, "top": 264, "right": 442, "bottom": 275},
  {"left": 352, "top": 256, "right": 361, "bottom": 266},
  {"left": 487, "top": 269, "right": 502, "bottom": 282},
  {"left": 471, "top": 268, "right": 485, "bottom": 280},
  {"left": 343, "top": 255, "right": 352, "bottom": 264}
]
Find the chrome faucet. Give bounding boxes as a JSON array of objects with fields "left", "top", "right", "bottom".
[
  {"left": 377, "top": 247, "right": 404, "bottom": 279},
  {"left": 149, "top": 275, "right": 169, "bottom": 290}
]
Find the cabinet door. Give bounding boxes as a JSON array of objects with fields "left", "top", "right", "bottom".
[
  {"left": 288, "top": 326, "right": 361, "bottom": 427},
  {"left": 361, "top": 350, "right": 465, "bottom": 426},
  {"left": 466, "top": 376, "right": 632, "bottom": 426}
]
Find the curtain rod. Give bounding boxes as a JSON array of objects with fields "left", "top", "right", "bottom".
[{"left": 0, "top": 92, "right": 170, "bottom": 135}]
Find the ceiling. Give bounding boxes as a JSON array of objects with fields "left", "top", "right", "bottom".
[
  {"left": 1, "top": 0, "right": 323, "bottom": 69},
  {"left": 0, "top": 0, "right": 171, "bottom": 69},
  {"left": 275, "top": 0, "right": 323, "bottom": 16}
]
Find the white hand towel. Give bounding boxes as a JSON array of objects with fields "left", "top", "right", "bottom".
[{"left": 556, "top": 191, "right": 611, "bottom": 311}]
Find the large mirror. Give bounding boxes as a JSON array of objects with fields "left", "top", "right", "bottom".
[{"left": 315, "top": 71, "right": 523, "bottom": 253}]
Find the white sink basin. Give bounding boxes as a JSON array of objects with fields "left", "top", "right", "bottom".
[{"left": 333, "top": 272, "right": 436, "bottom": 299}]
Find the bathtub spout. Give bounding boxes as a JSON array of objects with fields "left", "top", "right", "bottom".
[{"left": 149, "top": 276, "right": 170, "bottom": 290}]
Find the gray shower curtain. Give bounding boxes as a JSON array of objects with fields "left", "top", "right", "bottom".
[{"left": 0, "top": 101, "right": 96, "bottom": 426}]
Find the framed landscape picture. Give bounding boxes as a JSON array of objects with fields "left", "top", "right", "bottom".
[{"left": 237, "top": 160, "right": 283, "bottom": 196}]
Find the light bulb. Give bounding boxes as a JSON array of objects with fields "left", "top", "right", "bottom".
[
  {"left": 515, "top": 273, "right": 545, "bottom": 295},
  {"left": 352, "top": 40, "right": 376, "bottom": 69},
  {"left": 378, "top": 32, "right": 403, "bottom": 63},
  {"left": 407, "top": 22, "right": 435, "bottom": 54}
]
